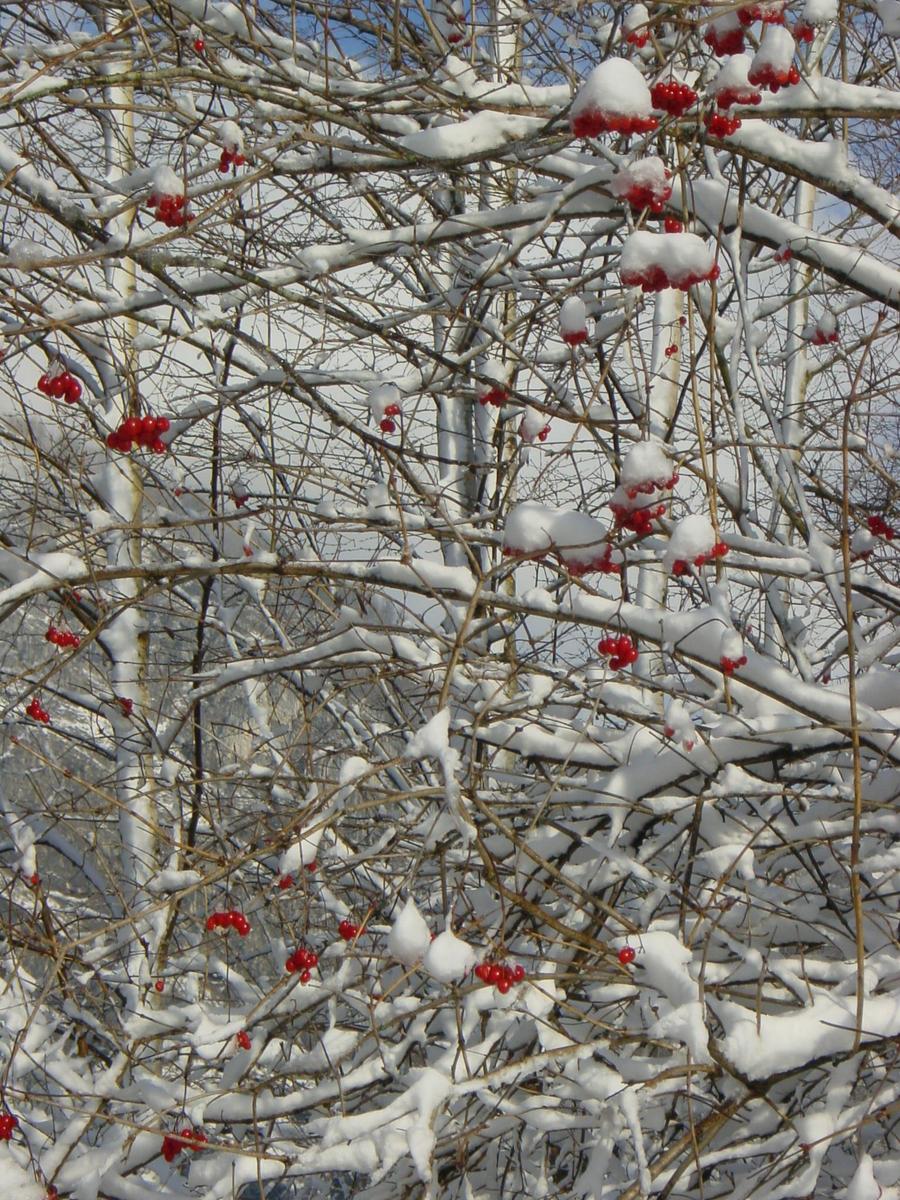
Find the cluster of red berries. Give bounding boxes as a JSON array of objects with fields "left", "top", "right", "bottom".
[
  {"left": 38, "top": 369, "right": 82, "bottom": 403},
  {"left": 671, "top": 541, "right": 729, "bottom": 575},
  {"left": 219, "top": 147, "right": 247, "bottom": 174},
  {"left": 619, "top": 470, "right": 677, "bottom": 501},
  {"left": 474, "top": 960, "right": 526, "bottom": 994},
  {"left": 720, "top": 654, "right": 748, "bottom": 676},
  {"left": 794, "top": 22, "right": 814, "bottom": 43},
  {"left": 650, "top": 80, "right": 697, "bottom": 116},
  {"left": 338, "top": 919, "right": 360, "bottom": 941},
  {"left": 380, "top": 400, "right": 401, "bottom": 433},
  {"left": 663, "top": 724, "right": 695, "bottom": 750},
  {"left": 218, "top": 148, "right": 246, "bottom": 173},
  {"left": 748, "top": 63, "right": 800, "bottom": 92},
  {"left": 664, "top": 216, "right": 683, "bottom": 233},
  {"left": 562, "top": 327, "right": 588, "bottom": 347},
  {"left": 525, "top": 422, "right": 551, "bottom": 442},
  {"left": 610, "top": 500, "right": 667, "bottom": 537},
  {"left": 809, "top": 325, "right": 839, "bottom": 346},
  {"left": 704, "top": 26, "right": 745, "bottom": 56},
  {"left": 277, "top": 863, "right": 316, "bottom": 889},
  {"left": 617, "top": 945, "right": 636, "bottom": 965},
  {"left": 571, "top": 109, "right": 658, "bottom": 139},
  {"left": 562, "top": 544, "right": 622, "bottom": 577},
  {"left": 148, "top": 192, "right": 190, "bottom": 229},
  {"left": 624, "top": 28, "right": 649, "bottom": 48},
  {"left": 620, "top": 262, "right": 720, "bottom": 294},
  {"left": 236, "top": 1030, "right": 251, "bottom": 1050},
  {"left": 774, "top": 245, "right": 793, "bottom": 263},
  {"left": 285, "top": 945, "right": 318, "bottom": 982},
  {"left": 46, "top": 625, "right": 80, "bottom": 649},
  {"left": 161, "top": 1127, "right": 207, "bottom": 1163},
  {"left": 26, "top": 698, "right": 50, "bottom": 723},
  {"left": 715, "top": 86, "right": 761, "bottom": 110},
  {"left": 665, "top": 344, "right": 678, "bottom": 358},
  {"left": 704, "top": 112, "right": 742, "bottom": 137},
  {"left": 206, "top": 909, "right": 250, "bottom": 936},
  {"left": 116, "top": 696, "right": 134, "bottom": 717},
  {"left": 598, "top": 633, "right": 639, "bottom": 669},
  {"left": 738, "top": 4, "right": 784, "bottom": 24},
  {"left": 107, "top": 414, "right": 171, "bottom": 454},
  {"left": 619, "top": 174, "right": 672, "bottom": 214},
  {"left": 868, "top": 515, "right": 895, "bottom": 541},
  {"left": 478, "top": 385, "right": 509, "bottom": 408},
  {"left": 0, "top": 1113, "right": 18, "bottom": 1140}
]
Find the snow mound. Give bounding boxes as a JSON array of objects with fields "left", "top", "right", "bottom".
[
  {"left": 423, "top": 927, "right": 476, "bottom": 982},
  {"left": 709, "top": 55, "right": 761, "bottom": 108},
  {"left": 570, "top": 58, "right": 658, "bottom": 137},
  {"left": 610, "top": 156, "right": 672, "bottom": 214},
  {"left": 388, "top": 898, "right": 431, "bottom": 966},
  {"left": 503, "top": 502, "right": 617, "bottom": 575},
  {"left": 619, "top": 231, "right": 719, "bottom": 293},
  {"left": 560, "top": 295, "right": 588, "bottom": 345},
  {"left": 663, "top": 514, "right": 716, "bottom": 572},
  {"left": 218, "top": 119, "right": 244, "bottom": 152}
]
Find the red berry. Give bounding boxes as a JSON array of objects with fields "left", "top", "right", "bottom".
[
  {"left": 300, "top": 969, "right": 311, "bottom": 984},
  {"left": 617, "top": 945, "right": 636, "bottom": 965},
  {"left": 236, "top": 1030, "right": 251, "bottom": 1050},
  {"left": 380, "top": 418, "right": 396, "bottom": 434},
  {"left": 37, "top": 373, "right": 51, "bottom": 394},
  {"left": 512, "top": 964, "right": 525, "bottom": 982},
  {"left": 154, "top": 979, "right": 164, "bottom": 992},
  {"left": 277, "top": 874, "right": 294, "bottom": 890},
  {"left": 194, "top": 37, "right": 205, "bottom": 52}
]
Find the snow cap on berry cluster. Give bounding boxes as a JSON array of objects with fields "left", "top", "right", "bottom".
[
  {"left": 720, "top": 628, "right": 744, "bottom": 663},
  {"left": 748, "top": 24, "right": 799, "bottom": 90},
  {"left": 705, "top": 10, "right": 745, "bottom": 55},
  {"left": 803, "top": 0, "right": 837, "bottom": 19},
  {"left": 663, "top": 698, "right": 694, "bottom": 743},
  {"left": 752, "top": 23, "right": 795, "bottom": 70},
  {"left": 623, "top": 4, "right": 650, "bottom": 40},
  {"left": 218, "top": 120, "right": 244, "bottom": 154},
  {"left": 503, "top": 501, "right": 614, "bottom": 574},
  {"left": 803, "top": 309, "right": 838, "bottom": 343},
  {"left": 503, "top": 501, "right": 556, "bottom": 558},
  {"left": 610, "top": 157, "right": 672, "bottom": 212},
  {"left": 559, "top": 295, "right": 588, "bottom": 342},
  {"left": 570, "top": 57, "right": 656, "bottom": 132},
  {"left": 709, "top": 55, "right": 761, "bottom": 107},
  {"left": 150, "top": 164, "right": 183, "bottom": 200},
  {"left": 663, "top": 514, "right": 717, "bottom": 572},
  {"left": 621, "top": 439, "right": 671, "bottom": 490},
  {"left": 619, "top": 231, "right": 719, "bottom": 292},
  {"left": 368, "top": 381, "right": 402, "bottom": 421},
  {"left": 387, "top": 897, "right": 431, "bottom": 966},
  {"left": 423, "top": 925, "right": 476, "bottom": 982},
  {"left": 519, "top": 406, "right": 551, "bottom": 443}
]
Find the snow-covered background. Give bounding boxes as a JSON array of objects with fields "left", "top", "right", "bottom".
[{"left": 0, "top": 1, "right": 897, "bottom": 1198}]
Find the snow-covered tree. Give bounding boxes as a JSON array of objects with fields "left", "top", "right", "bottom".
[{"left": 0, "top": 2, "right": 897, "bottom": 1198}]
